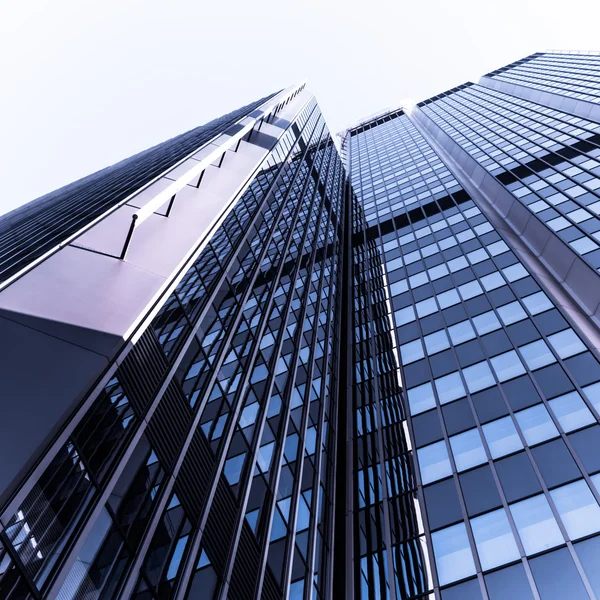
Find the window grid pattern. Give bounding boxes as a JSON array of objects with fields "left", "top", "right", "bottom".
[
  {"left": 422, "top": 84, "right": 600, "bottom": 269},
  {"left": 0, "top": 98, "right": 345, "bottom": 600},
  {"left": 489, "top": 52, "right": 600, "bottom": 104},
  {"left": 350, "top": 110, "right": 600, "bottom": 599}
]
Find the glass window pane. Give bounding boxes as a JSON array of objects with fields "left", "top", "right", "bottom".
[
  {"left": 395, "top": 306, "right": 416, "bottom": 325},
  {"left": 549, "top": 392, "right": 595, "bottom": 432},
  {"left": 522, "top": 291, "right": 553, "bottom": 315},
  {"left": 510, "top": 494, "right": 564, "bottom": 555},
  {"left": 463, "top": 362, "right": 495, "bottom": 393},
  {"left": 520, "top": 339, "right": 556, "bottom": 370},
  {"left": 425, "top": 329, "right": 450, "bottom": 355},
  {"left": 417, "top": 441, "right": 452, "bottom": 484},
  {"left": 547, "top": 329, "right": 587, "bottom": 359},
  {"left": 503, "top": 263, "right": 528, "bottom": 282},
  {"left": 400, "top": 339, "right": 424, "bottom": 365},
  {"left": 491, "top": 351, "right": 526, "bottom": 382},
  {"left": 408, "top": 382, "right": 436, "bottom": 415},
  {"left": 416, "top": 297, "right": 438, "bottom": 318},
  {"left": 497, "top": 301, "right": 527, "bottom": 325},
  {"left": 224, "top": 454, "right": 245, "bottom": 484},
  {"left": 473, "top": 311, "right": 501, "bottom": 335},
  {"left": 582, "top": 382, "right": 600, "bottom": 413},
  {"left": 482, "top": 417, "right": 523, "bottom": 458},
  {"left": 435, "top": 372, "right": 466, "bottom": 405},
  {"left": 551, "top": 479, "right": 600, "bottom": 539},
  {"left": 459, "top": 280, "right": 484, "bottom": 300},
  {"left": 448, "top": 320, "right": 476, "bottom": 345},
  {"left": 471, "top": 508, "right": 520, "bottom": 570},
  {"left": 515, "top": 404, "right": 559, "bottom": 445},
  {"left": 431, "top": 522, "right": 477, "bottom": 585},
  {"left": 450, "top": 429, "right": 487, "bottom": 472},
  {"left": 438, "top": 289, "right": 461, "bottom": 309}
]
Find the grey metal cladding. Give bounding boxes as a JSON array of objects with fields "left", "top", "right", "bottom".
[{"left": 0, "top": 92, "right": 277, "bottom": 283}]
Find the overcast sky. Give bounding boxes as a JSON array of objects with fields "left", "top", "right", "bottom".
[{"left": 1, "top": 0, "right": 599, "bottom": 215}]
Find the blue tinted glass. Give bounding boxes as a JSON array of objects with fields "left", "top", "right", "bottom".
[
  {"left": 435, "top": 372, "right": 466, "bottom": 404},
  {"left": 515, "top": 404, "right": 559, "bottom": 445},
  {"left": 490, "top": 351, "right": 526, "bottom": 382},
  {"left": 520, "top": 339, "right": 556, "bottom": 370},
  {"left": 418, "top": 441, "right": 452, "bottom": 484},
  {"left": 482, "top": 417, "right": 523, "bottom": 458},
  {"left": 408, "top": 382, "right": 436, "bottom": 415},
  {"left": 551, "top": 480, "right": 600, "bottom": 539},
  {"left": 471, "top": 508, "right": 520, "bottom": 570},
  {"left": 549, "top": 391, "right": 595, "bottom": 432},
  {"left": 450, "top": 429, "right": 487, "bottom": 471},
  {"left": 432, "top": 523, "right": 476, "bottom": 585},
  {"left": 463, "top": 362, "right": 495, "bottom": 393},
  {"left": 510, "top": 494, "right": 564, "bottom": 555}
]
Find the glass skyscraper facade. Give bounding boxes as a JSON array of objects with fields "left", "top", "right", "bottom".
[{"left": 2, "top": 50, "right": 600, "bottom": 600}]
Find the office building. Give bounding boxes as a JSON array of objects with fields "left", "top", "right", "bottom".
[{"left": 2, "top": 50, "right": 600, "bottom": 599}]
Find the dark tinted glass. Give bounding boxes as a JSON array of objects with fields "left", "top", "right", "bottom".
[
  {"left": 531, "top": 439, "right": 581, "bottom": 488},
  {"left": 495, "top": 451, "right": 542, "bottom": 502},
  {"left": 502, "top": 376, "right": 541, "bottom": 411},
  {"left": 472, "top": 387, "right": 509, "bottom": 423},
  {"left": 568, "top": 425, "right": 600, "bottom": 473},
  {"left": 574, "top": 535, "right": 600, "bottom": 597},
  {"left": 413, "top": 410, "right": 444, "bottom": 447},
  {"left": 459, "top": 465, "right": 502, "bottom": 516},
  {"left": 530, "top": 548, "right": 588, "bottom": 600},
  {"left": 442, "top": 578, "right": 483, "bottom": 600},
  {"left": 485, "top": 563, "right": 535, "bottom": 600},
  {"left": 424, "top": 478, "right": 463, "bottom": 530},
  {"left": 442, "top": 399, "right": 476, "bottom": 435}
]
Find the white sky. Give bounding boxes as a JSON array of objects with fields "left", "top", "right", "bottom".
[{"left": 1, "top": 0, "right": 599, "bottom": 215}]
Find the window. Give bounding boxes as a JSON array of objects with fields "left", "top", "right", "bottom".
[
  {"left": 481, "top": 272, "right": 505, "bottom": 291},
  {"left": 490, "top": 351, "right": 526, "bottom": 382},
  {"left": 547, "top": 329, "right": 586, "bottom": 359},
  {"left": 522, "top": 291, "right": 553, "bottom": 315},
  {"left": 515, "top": 404, "right": 559, "bottom": 445},
  {"left": 408, "top": 382, "right": 436, "bottom": 415},
  {"left": 395, "top": 306, "right": 416, "bottom": 325},
  {"left": 472, "top": 311, "right": 501, "bottom": 335},
  {"left": 459, "top": 280, "right": 484, "bottom": 300},
  {"left": 224, "top": 454, "right": 245, "bottom": 485},
  {"left": 435, "top": 372, "right": 466, "bottom": 404},
  {"left": 416, "top": 297, "right": 438, "bottom": 318},
  {"left": 519, "top": 339, "right": 556, "bottom": 370},
  {"left": 550, "top": 480, "right": 600, "bottom": 539},
  {"left": 431, "top": 523, "right": 476, "bottom": 585},
  {"left": 530, "top": 547, "right": 589, "bottom": 600},
  {"left": 488, "top": 240, "right": 509, "bottom": 256},
  {"left": 400, "top": 339, "right": 424, "bottom": 364},
  {"left": 450, "top": 429, "right": 487, "bottom": 471},
  {"left": 582, "top": 382, "right": 600, "bottom": 413},
  {"left": 448, "top": 320, "right": 476, "bottom": 345},
  {"left": 510, "top": 494, "right": 564, "bottom": 555},
  {"left": 549, "top": 392, "right": 595, "bottom": 432},
  {"left": 390, "top": 280, "right": 408, "bottom": 295},
  {"left": 438, "top": 289, "right": 461, "bottom": 309},
  {"left": 463, "top": 361, "right": 495, "bottom": 393},
  {"left": 485, "top": 563, "right": 535, "bottom": 600},
  {"left": 417, "top": 440, "right": 452, "bottom": 484},
  {"left": 482, "top": 417, "right": 523, "bottom": 458},
  {"left": 503, "top": 264, "right": 528, "bottom": 282},
  {"left": 497, "top": 301, "right": 527, "bottom": 325},
  {"left": 471, "top": 508, "right": 520, "bottom": 570},
  {"left": 425, "top": 329, "right": 450, "bottom": 354}
]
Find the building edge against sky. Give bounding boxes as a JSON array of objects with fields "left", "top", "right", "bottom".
[{"left": 1, "top": 50, "right": 600, "bottom": 600}]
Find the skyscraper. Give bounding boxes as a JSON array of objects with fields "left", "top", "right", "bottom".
[{"left": 1, "top": 50, "right": 600, "bottom": 600}]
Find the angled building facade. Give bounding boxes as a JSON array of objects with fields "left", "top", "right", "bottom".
[{"left": 2, "top": 50, "right": 600, "bottom": 600}]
